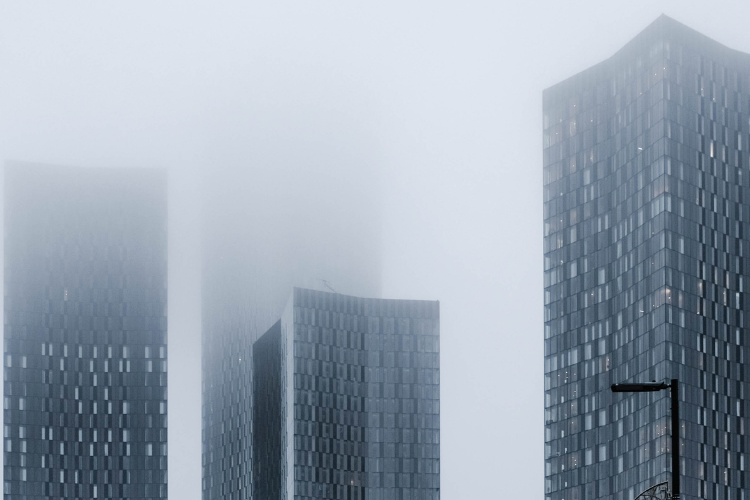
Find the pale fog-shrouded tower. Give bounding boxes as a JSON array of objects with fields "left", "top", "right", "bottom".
[
  {"left": 201, "top": 151, "right": 382, "bottom": 500},
  {"left": 253, "top": 288, "right": 440, "bottom": 500},
  {"left": 544, "top": 15, "right": 750, "bottom": 500},
  {"left": 4, "top": 162, "right": 168, "bottom": 499}
]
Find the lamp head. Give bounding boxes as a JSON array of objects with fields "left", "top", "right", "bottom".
[{"left": 611, "top": 382, "right": 670, "bottom": 393}]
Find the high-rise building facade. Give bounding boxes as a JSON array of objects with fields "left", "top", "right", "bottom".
[
  {"left": 543, "top": 16, "right": 750, "bottom": 500},
  {"left": 4, "top": 163, "right": 168, "bottom": 499},
  {"left": 252, "top": 288, "right": 440, "bottom": 500}
]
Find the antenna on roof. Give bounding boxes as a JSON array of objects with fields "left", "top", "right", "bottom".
[{"left": 320, "top": 279, "right": 338, "bottom": 294}]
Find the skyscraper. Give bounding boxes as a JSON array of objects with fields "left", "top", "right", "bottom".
[
  {"left": 201, "top": 161, "right": 381, "bottom": 500},
  {"left": 543, "top": 16, "right": 750, "bottom": 500},
  {"left": 253, "top": 288, "right": 440, "bottom": 500},
  {"left": 4, "top": 162, "right": 168, "bottom": 499}
]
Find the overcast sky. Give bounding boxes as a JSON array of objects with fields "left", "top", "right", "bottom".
[{"left": 3, "top": 2, "right": 750, "bottom": 499}]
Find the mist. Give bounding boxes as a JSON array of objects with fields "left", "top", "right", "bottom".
[{"left": 3, "top": 2, "right": 750, "bottom": 499}]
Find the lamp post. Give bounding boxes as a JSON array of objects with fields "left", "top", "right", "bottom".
[{"left": 610, "top": 379, "right": 679, "bottom": 500}]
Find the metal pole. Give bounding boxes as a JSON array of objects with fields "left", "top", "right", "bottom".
[{"left": 670, "top": 379, "right": 680, "bottom": 499}]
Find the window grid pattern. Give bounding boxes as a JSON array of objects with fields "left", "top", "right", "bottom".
[
  {"left": 544, "top": 17, "right": 750, "bottom": 500},
  {"left": 201, "top": 315, "right": 253, "bottom": 500},
  {"left": 272, "top": 288, "right": 440, "bottom": 500},
  {"left": 4, "top": 164, "right": 168, "bottom": 499}
]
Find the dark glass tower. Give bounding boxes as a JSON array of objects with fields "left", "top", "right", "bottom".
[
  {"left": 252, "top": 288, "right": 440, "bottom": 500},
  {"left": 544, "top": 16, "right": 750, "bottom": 500},
  {"left": 4, "top": 162, "right": 168, "bottom": 499}
]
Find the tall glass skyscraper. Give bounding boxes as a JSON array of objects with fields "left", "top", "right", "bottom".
[
  {"left": 253, "top": 288, "right": 440, "bottom": 500},
  {"left": 4, "top": 162, "right": 168, "bottom": 499},
  {"left": 544, "top": 16, "right": 750, "bottom": 500}
]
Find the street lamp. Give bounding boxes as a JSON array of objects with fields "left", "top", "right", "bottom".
[{"left": 610, "top": 379, "right": 679, "bottom": 500}]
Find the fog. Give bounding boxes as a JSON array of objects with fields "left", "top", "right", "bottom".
[{"left": 2, "top": 2, "right": 750, "bottom": 498}]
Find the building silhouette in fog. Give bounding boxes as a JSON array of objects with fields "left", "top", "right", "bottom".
[
  {"left": 201, "top": 161, "right": 381, "bottom": 500},
  {"left": 253, "top": 288, "right": 440, "bottom": 500},
  {"left": 4, "top": 163, "right": 168, "bottom": 499},
  {"left": 544, "top": 15, "right": 750, "bottom": 500}
]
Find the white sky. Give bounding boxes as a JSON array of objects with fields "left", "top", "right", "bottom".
[{"left": 2, "top": 2, "right": 750, "bottom": 498}]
